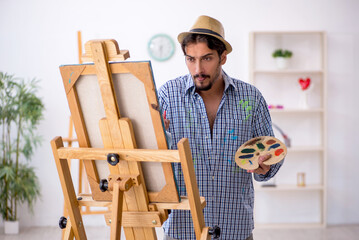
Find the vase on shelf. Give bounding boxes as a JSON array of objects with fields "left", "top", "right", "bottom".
[
  {"left": 298, "top": 77, "right": 312, "bottom": 109},
  {"left": 298, "top": 90, "right": 309, "bottom": 109},
  {"left": 275, "top": 57, "right": 289, "bottom": 69}
]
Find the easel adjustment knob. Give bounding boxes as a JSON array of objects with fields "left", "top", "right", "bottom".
[
  {"left": 209, "top": 225, "right": 221, "bottom": 239},
  {"left": 59, "top": 216, "right": 67, "bottom": 229},
  {"left": 99, "top": 179, "right": 109, "bottom": 192},
  {"left": 107, "top": 153, "right": 120, "bottom": 166}
]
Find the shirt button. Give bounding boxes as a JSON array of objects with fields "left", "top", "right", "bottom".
[{"left": 212, "top": 176, "right": 215, "bottom": 180}]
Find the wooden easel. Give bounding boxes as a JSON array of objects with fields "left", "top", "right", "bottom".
[{"left": 52, "top": 39, "right": 212, "bottom": 239}]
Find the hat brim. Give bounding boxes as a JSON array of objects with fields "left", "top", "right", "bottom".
[{"left": 178, "top": 31, "right": 232, "bottom": 54}]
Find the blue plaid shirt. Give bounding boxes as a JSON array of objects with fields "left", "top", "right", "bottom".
[{"left": 158, "top": 71, "right": 283, "bottom": 240}]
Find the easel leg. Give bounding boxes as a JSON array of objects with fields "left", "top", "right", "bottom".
[
  {"left": 51, "top": 137, "right": 87, "bottom": 240},
  {"left": 64, "top": 218, "right": 75, "bottom": 240},
  {"left": 200, "top": 227, "right": 211, "bottom": 240},
  {"left": 110, "top": 181, "right": 124, "bottom": 240},
  {"left": 178, "top": 139, "right": 207, "bottom": 240}
]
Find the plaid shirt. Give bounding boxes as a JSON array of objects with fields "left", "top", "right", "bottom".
[{"left": 158, "top": 71, "right": 283, "bottom": 240}]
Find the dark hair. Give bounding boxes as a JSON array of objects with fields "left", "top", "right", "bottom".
[{"left": 181, "top": 34, "right": 226, "bottom": 57}]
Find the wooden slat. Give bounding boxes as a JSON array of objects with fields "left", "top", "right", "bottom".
[
  {"left": 77, "top": 195, "right": 112, "bottom": 207},
  {"left": 200, "top": 227, "right": 211, "bottom": 240},
  {"left": 82, "top": 39, "right": 129, "bottom": 63},
  {"left": 57, "top": 147, "right": 181, "bottom": 163},
  {"left": 178, "top": 138, "right": 206, "bottom": 240},
  {"left": 51, "top": 137, "right": 87, "bottom": 240},
  {"left": 111, "top": 181, "right": 124, "bottom": 240},
  {"left": 104, "top": 212, "right": 163, "bottom": 228},
  {"left": 63, "top": 218, "right": 75, "bottom": 240},
  {"left": 99, "top": 118, "right": 120, "bottom": 175},
  {"left": 154, "top": 196, "right": 206, "bottom": 210},
  {"left": 77, "top": 194, "right": 206, "bottom": 211}
]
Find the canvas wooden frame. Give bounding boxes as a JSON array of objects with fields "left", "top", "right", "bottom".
[{"left": 59, "top": 53, "right": 178, "bottom": 203}]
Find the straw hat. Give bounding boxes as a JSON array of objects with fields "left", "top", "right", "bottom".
[{"left": 177, "top": 15, "right": 232, "bottom": 54}]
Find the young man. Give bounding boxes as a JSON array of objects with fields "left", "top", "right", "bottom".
[{"left": 158, "top": 15, "right": 283, "bottom": 240}]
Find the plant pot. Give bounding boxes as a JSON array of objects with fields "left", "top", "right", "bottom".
[
  {"left": 4, "top": 220, "right": 19, "bottom": 234},
  {"left": 275, "top": 57, "right": 289, "bottom": 69}
]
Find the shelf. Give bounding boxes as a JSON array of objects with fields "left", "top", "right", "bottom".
[
  {"left": 255, "top": 184, "right": 324, "bottom": 192},
  {"left": 287, "top": 146, "right": 324, "bottom": 152},
  {"left": 254, "top": 69, "right": 324, "bottom": 74},
  {"left": 254, "top": 222, "right": 326, "bottom": 229},
  {"left": 269, "top": 108, "right": 324, "bottom": 114},
  {"left": 250, "top": 31, "right": 327, "bottom": 227},
  {"left": 252, "top": 31, "right": 325, "bottom": 35}
]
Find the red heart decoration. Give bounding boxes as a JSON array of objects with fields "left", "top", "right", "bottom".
[{"left": 299, "top": 78, "right": 311, "bottom": 90}]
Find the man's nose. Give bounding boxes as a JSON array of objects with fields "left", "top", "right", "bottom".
[{"left": 195, "top": 60, "right": 203, "bottom": 74}]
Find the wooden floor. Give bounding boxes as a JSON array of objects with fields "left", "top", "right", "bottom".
[{"left": 0, "top": 225, "right": 358, "bottom": 239}]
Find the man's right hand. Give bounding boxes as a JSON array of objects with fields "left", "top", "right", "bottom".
[{"left": 164, "top": 118, "right": 170, "bottom": 130}]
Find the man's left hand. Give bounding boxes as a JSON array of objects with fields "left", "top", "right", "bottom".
[{"left": 247, "top": 154, "right": 272, "bottom": 175}]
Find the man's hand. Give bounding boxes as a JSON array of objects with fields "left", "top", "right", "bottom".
[
  {"left": 163, "top": 111, "right": 170, "bottom": 130},
  {"left": 164, "top": 119, "right": 170, "bottom": 130},
  {"left": 247, "top": 154, "right": 272, "bottom": 175}
]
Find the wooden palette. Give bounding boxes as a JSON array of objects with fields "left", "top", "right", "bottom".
[{"left": 235, "top": 136, "right": 287, "bottom": 170}]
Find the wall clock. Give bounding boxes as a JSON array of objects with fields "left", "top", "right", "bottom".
[{"left": 147, "top": 34, "right": 175, "bottom": 62}]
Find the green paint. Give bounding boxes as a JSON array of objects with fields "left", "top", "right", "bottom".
[
  {"left": 238, "top": 99, "right": 253, "bottom": 121},
  {"left": 238, "top": 100, "right": 243, "bottom": 108},
  {"left": 245, "top": 114, "right": 252, "bottom": 121},
  {"left": 241, "top": 148, "right": 255, "bottom": 153},
  {"left": 257, "top": 143, "right": 265, "bottom": 150},
  {"left": 246, "top": 106, "right": 252, "bottom": 113},
  {"left": 243, "top": 101, "right": 249, "bottom": 110}
]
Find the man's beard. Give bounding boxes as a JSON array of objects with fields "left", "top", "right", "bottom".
[
  {"left": 194, "top": 74, "right": 212, "bottom": 91},
  {"left": 193, "top": 65, "right": 221, "bottom": 91}
]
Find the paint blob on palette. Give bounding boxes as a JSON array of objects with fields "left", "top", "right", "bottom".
[{"left": 234, "top": 136, "right": 287, "bottom": 170}]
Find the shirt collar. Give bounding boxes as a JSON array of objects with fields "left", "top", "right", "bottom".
[{"left": 184, "top": 70, "right": 237, "bottom": 95}]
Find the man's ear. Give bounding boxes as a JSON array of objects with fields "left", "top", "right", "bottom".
[{"left": 220, "top": 50, "right": 228, "bottom": 65}]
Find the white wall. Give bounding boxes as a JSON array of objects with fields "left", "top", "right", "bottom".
[{"left": 0, "top": 0, "right": 358, "bottom": 227}]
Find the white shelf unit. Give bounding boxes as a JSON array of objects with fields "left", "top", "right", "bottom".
[{"left": 249, "top": 31, "right": 327, "bottom": 228}]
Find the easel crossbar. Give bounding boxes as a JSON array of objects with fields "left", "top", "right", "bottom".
[
  {"left": 57, "top": 147, "right": 181, "bottom": 163},
  {"left": 77, "top": 194, "right": 206, "bottom": 211}
]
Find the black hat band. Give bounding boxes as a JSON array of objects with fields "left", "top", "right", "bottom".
[{"left": 190, "top": 28, "right": 223, "bottom": 38}]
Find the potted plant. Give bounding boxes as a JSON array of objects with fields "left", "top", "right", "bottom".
[
  {"left": 0, "top": 72, "right": 44, "bottom": 234},
  {"left": 272, "top": 49, "right": 293, "bottom": 69}
]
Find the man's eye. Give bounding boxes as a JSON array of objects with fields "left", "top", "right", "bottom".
[
  {"left": 186, "top": 57, "right": 195, "bottom": 62},
  {"left": 204, "top": 57, "right": 212, "bottom": 61}
]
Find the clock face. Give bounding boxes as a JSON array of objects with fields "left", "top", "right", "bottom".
[{"left": 148, "top": 34, "right": 175, "bottom": 62}]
